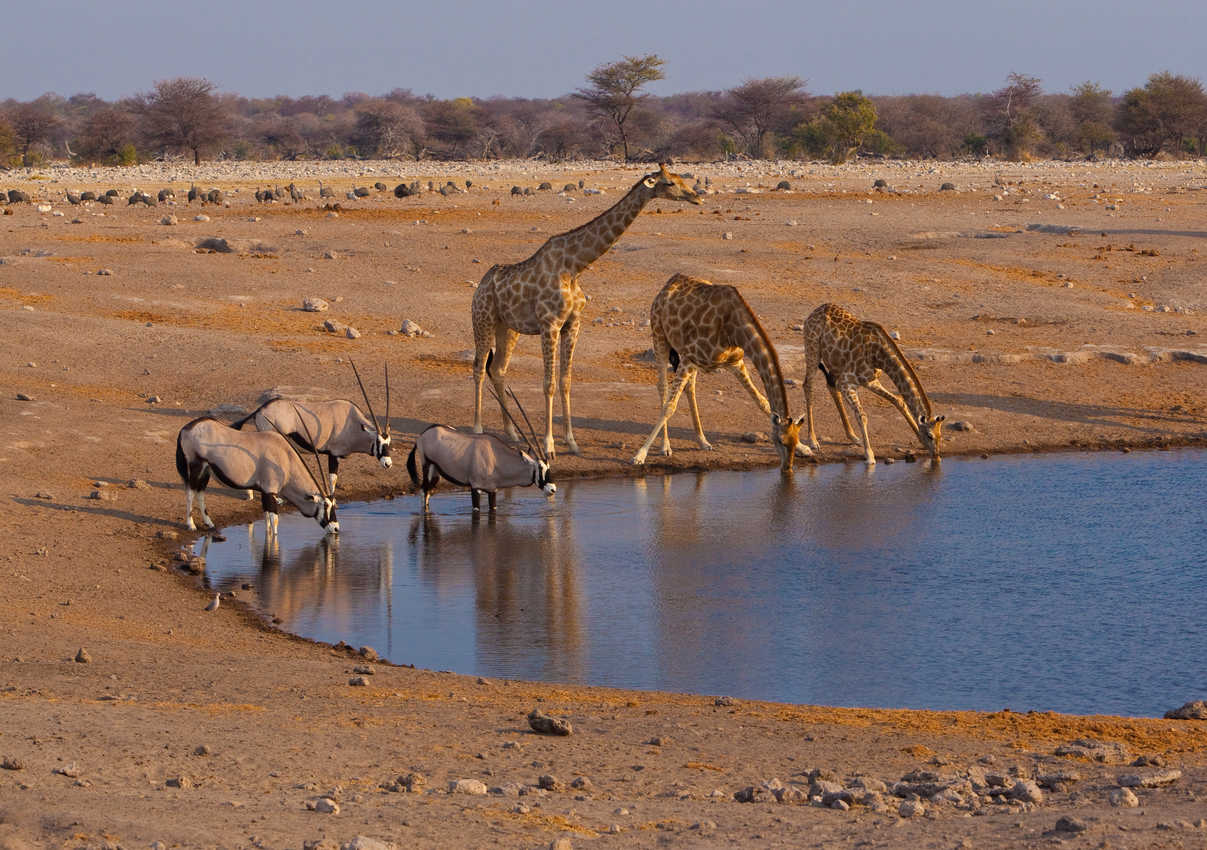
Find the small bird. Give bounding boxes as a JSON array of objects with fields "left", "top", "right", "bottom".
[{"left": 204, "top": 594, "right": 220, "bottom": 612}]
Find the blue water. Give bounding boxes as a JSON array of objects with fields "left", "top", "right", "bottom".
[{"left": 198, "top": 450, "right": 1207, "bottom": 717}]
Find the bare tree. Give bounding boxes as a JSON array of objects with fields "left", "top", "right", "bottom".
[
  {"left": 574, "top": 54, "right": 665, "bottom": 161},
  {"left": 352, "top": 99, "right": 425, "bottom": 158},
  {"left": 135, "top": 78, "right": 230, "bottom": 164},
  {"left": 9, "top": 98, "right": 64, "bottom": 164},
  {"left": 715, "top": 76, "right": 809, "bottom": 158},
  {"left": 74, "top": 105, "right": 137, "bottom": 163}
]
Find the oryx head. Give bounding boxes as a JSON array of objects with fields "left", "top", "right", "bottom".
[
  {"left": 350, "top": 359, "right": 392, "bottom": 469},
  {"left": 642, "top": 162, "right": 702, "bottom": 206},
  {"left": 271, "top": 406, "right": 341, "bottom": 535},
  {"left": 492, "top": 384, "right": 557, "bottom": 497},
  {"left": 770, "top": 412, "right": 808, "bottom": 474}
]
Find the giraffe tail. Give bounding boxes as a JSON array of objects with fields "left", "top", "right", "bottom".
[
  {"left": 668, "top": 347, "right": 680, "bottom": 372},
  {"left": 484, "top": 348, "right": 495, "bottom": 378}
]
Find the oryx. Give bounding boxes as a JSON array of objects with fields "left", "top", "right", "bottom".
[
  {"left": 175, "top": 408, "right": 338, "bottom": 537},
  {"left": 231, "top": 361, "right": 392, "bottom": 494},
  {"left": 407, "top": 387, "right": 555, "bottom": 513}
]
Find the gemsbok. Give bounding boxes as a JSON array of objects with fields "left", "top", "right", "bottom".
[
  {"left": 176, "top": 408, "right": 338, "bottom": 537},
  {"left": 407, "top": 387, "right": 555, "bottom": 513},
  {"left": 231, "top": 361, "right": 392, "bottom": 494}
]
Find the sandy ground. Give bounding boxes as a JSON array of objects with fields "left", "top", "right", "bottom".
[{"left": 1, "top": 159, "right": 1205, "bottom": 849}]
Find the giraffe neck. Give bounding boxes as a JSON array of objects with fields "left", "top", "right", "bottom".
[
  {"left": 732, "top": 296, "right": 790, "bottom": 417},
  {"left": 868, "top": 324, "right": 932, "bottom": 423},
  {"left": 546, "top": 180, "right": 653, "bottom": 276}
]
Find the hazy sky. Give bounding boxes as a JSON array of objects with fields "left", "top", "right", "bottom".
[{"left": 5, "top": 0, "right": 1203, "bottom": 102}]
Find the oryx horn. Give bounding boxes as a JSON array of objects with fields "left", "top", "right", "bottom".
[
  {"left": 507, "top": 387, "right": 547, "bottom": 464},
  {"left": 265, "top": 405, "right": 331, "bottom": 499},
  {"left": 384, "top": 362, "right": 391, "bottom": 435},
  {"left": 488, "top": 383, "right": 543, "bottom": 463},
  {"left": 348, "top": 358, "right": 382, "bottom": 435}
]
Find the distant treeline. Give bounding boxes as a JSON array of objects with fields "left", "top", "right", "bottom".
[{"left": 2, "top": 62, "right": 1205, "bottom": 167}]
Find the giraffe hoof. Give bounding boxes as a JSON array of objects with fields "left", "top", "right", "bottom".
[
  {"left": 697, "top": 441, "right": 713, "bottom": 452},
  {"left": 632, "top": 454, "right": 648, "bottom": 466}
]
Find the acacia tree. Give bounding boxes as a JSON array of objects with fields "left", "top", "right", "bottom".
[
  {"left": 352, "top": 99, "right": 425, "bottom": 158},
  {"left": 715, "top": 76, "right": 808, "bottom": 158},
  {"left": 74, "top": 106, "right": 137, "bottom": 163},
  {"left": 1116, "top": 72, "right": 1207, "bottom": 156},
  {"left": 986, "top": 72, "right": 1043, "bottom": 159},
  {"left": 1068, "top": 82, "right": 1116, "bottom": 154},
  {"left": 135, "top": 77, "right": 230, "bottom": 164},
  {"left": 574, "top": 54, "right": 665, "bottom": 161},
  {"left": 9, "top": 98, "right": 64, "bottom": 164},
  {"left": 796, "top": 90, "right": 878, "bottom": 162}
]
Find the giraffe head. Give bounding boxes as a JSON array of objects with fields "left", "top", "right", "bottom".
[
  {"left": 770, "top": 413, "right": 807, "bottom": 473},
  {"left": 641, "top": 163, "right": 702, "bottom": 205},
  {"left": 918, "top": 414, "right": 945, "bottom": 459}
]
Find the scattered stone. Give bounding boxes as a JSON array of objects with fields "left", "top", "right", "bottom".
[
  {"left": 1, "top": 757, "right": 25, "bottom": 770},
  {"left": 53, "top": 762, "right": 82, "bottom": 778},
  {"left": 74, "top": 648, "right": 91, "bottom": 663},
  {"left": 1165, "top": 700, "right": 1207, "bottom": 720},
  {"left": 166, "top": 776, "right": 192, "bottom": 789},
  {"left": 127, "top": 478, "right": 151, "bottom": 490},
  {"left": 1055, "top": 739, "right": 1129, "bottom": 764},
  {"left": 449, "top": 778, "right": 488, "bottom": 795},
  {"left": 194, "top": 744, "right": 212, "bottom": 756},
  {"left": 734, "top": 785, "right": 774, "bottom": 803},
  {"left": 314, "top": 796, "right": 340, "bottom": 813},
  {"left": 15, "top": 392, "right": 34, "bottom": 401},
  {"left": 721, "top": 232, "right": 733, "bottom": 240},
  {"left": 348, "top": 676, "right": 369, "bottom": 687},
  {"left": 1008, "top": 780, "right": 1044, "bottom": 804},
  {"left": 570, "top": 776, "right": 593, "bottom": 790},
  {"left": 195, "top": 237, "right": 232, "bottom": 253},
  {"left": 302, "top": 296, "right": 329, "bottom": 313},
  {"left": 1118, "top": 768, "right": 1182, "bottom": 788},
  {"left": 345, "top": 326, "right": 361, "bottom": 339},
  {"left": 97, "top": 268, "right": 113, "bottom": 276},
  {"left": 939, "top": 182, "right": 956, "bottom": 191},
  {"left": 898, "top": 798, "right": 925, "bottom": 818},
  {"left": 538, "top": 774, "right": 563, "bottom": 791},
  {"left": 528, "top": 708, "right": 573, "bottom": 736},
  {"left": 342, "top": 837, "right": 394, "bottom": 850},
  {"left": 741, "top": 432, "right": 767, "bottom": 444},
  {"left": 714, "top": 696, "right": 738, "bottom": 707},
  {"left": 947, "top": 420, "right": 975, "bottom": 432},
  {"left": 1109, "top": 787, "right": 1139, "bottom": 808},
  {"left": 159, "top": 215, "right": 178, "bottom": 226},
  {"left": 399, "top": 319, "right": 431, "bottom": 337},
  {"left": 1053, "top": 816, "right": 1088, "bottom": 834}
]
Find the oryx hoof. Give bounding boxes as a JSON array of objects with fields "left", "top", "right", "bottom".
[{"left": 185, "top": 519, "right": 196, "bottom": 531}]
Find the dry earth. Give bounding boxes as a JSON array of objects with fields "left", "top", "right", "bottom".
[{"left": 1, "top": 159, "right": 1205, "bottom": 850}]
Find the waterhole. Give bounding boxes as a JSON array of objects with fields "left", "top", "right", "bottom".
[{"left": 198, "top": 449, "right": 1205, "bottom": 716}]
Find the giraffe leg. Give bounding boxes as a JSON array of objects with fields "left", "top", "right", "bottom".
[
  {"left": 841, "top": 384, "right": 876, "bottom": 465},
  {"left": 540, "top": 326, "right": 560, "bottom": 460},
  {"left": 803, "top": 364, "right": 822, "bottom": 450},
  {"left": 730, "top": 360, "right": 771, "bottom": 415},
  {"left": 829, "top": 383, "right": 860, "bottom": 443},
  {"left": 471, "top": 297, "right": 495, "bottom": 435},
  {"left": 633, "top": 367, "right": 694, "bottom": 464},
  {"left": 558, "top": 314, "right": 581, "bottom": 455},
  {"left": 651, "top": 329, "right": 672, "bottom": 455},
  {"left": 487, "top": 325, "right": 521, "bottom": 440},
  {"left": 865, "top": 379, "right": 922, "bottom": 439},
  {"left": 685, "top": 372, "right": 712, "bottom": 450}
]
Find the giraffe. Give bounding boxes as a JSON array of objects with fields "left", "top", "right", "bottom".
[
  {"left": 802, "top": 303, "right": 945, "bottom": 465},
  {"left": 472, "top": 164, "right": 701, "bottom": 459},
  {"left": 632, "top": 274, "right": 807, "bottom": 472}
]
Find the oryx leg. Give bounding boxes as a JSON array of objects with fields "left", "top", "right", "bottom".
[
  {"left": 196, "top": 490, "right": 214, "bottom": 529},
  {"left": 841, "top": 384, "right": 876, "bottom": 465},
  {"left": 865, "top": 378, "right": 922, "bottom": 438},
  {"left": 558, "top": 313, "right": 582, "bottom": 455},
  {"left": 539, "top": 326, "right": 561, "bottom": 460},
  {"left": 261, "top": 492, "right": 281, "bottom": 537},
  {"left": 485, "top": 325, "right": 521, "bottom": 440},
  {"left": 488, "top": 490, "right": 497, "bottom": 512},
  {"left": 471, "top": 489, "right": 482, "bottom": 512},
  {"left": 327, "top": 455, "right": 339, "bottom": 494},
  {"left": 684, "top": 371, "right": 712, "bottom": 450},
  {"left": 185, "top": 487, "right": 197, "bottom": 531},
  {"left": 633, "top": 367, "right": 695, "bottom": 465},
  {"left": 184, "top": 460, "right": 211, "bottom": 530}
]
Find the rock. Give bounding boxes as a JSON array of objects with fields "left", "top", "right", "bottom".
[
  {"left": 1008, "top": 780, "right": 1044, "bottom": 804},
  {"left": 342, "top": 838, "right": 394, "bottom": 850},
  {"left": 159, "top": 215, "right": 178, "bottom": 226},
  {"left": 898, "top": 798, "right": 925, "bottom": 818},
  {"left": 1165, "top": 700, "right": 1207, "bottom": 720},
  {"left": 528, "top": 708, "right": 573, "bottom": 736},
  {"left": 569, "top": 776, "right": 593, "bottom": 790},
  {"left": 449, "top": 778, "right": 488, "bottom": 795},
  {"left": 734, "top": 785, "right": 774, "bottom": 803},
  {"left": 549, "top": 837, "right": 573, "bottom": 850},
  {"left": 939, "top": 182, "right": 956, "bottom": 191},
  {"left": 538, "top": 774, "right": 563, "bottom": 791},
  {"left": 195, "top": 237, "right": 232, "bottom": 253},
  {"left": 304, "top": 841, "right": 340, "bottom": 850},
  {"left": 53, "top": 762, "right": 82, "bottom": 778},
  {"left": 741, "top": 432, "right": 767, "bottom": 444},
  {"left": 1053, "top": 816, "right": 1088, "bottom": 834},
  {"left": 1, "top": 756, "right": 25, "bottom": 770},
  {"left": 1055, "top": 738, "right": 1130, "bottom": 764},
  {"left": 302, "top": 297, "right": 329, "bottom": 313},
  {"left": 1109, "top": 787, "right": 1139, "bottom": 807},
  {"left": 194, "top": 214, "right": 210, "bottom": 222},
  {"left": 314, "top": 796, "right": 340, "bottom": 813},
  {"left": 776, "top": 180, "right": 791, "bottom": 190},
  {"left": 714, "top": 695, "right": 738, "bottom": 707},
  {"left": 348, "top": 676, "right": 369, "bottom": 687},
  {"left": 1118, "top": 769, "right": 1182, "bottom": 788},
  {"left": 359, "top": 646, "right": 378, "bottom": 661},
  {"left": 947, "top": 420, "right": 974, "bottom": 432},
  {"left": 15, "top": 392, "right": 34, "bottom": 401},
  {"left": 166, "top": 776, "right": 192, "bottom": 789},
  {"left": 127, "top": 479, "right": 151, "bottom": 490},
  {"left": 353, "top": 664, "right": 374, "bottom": 675},
  {"left": 1037, "top": 769, "right": 1081, "bottom": 788},
  {"left": 776, "top": 785, "right": 809, "bottom": 804},
  {"left": 74, "top": 647, "right": 91, "bottom": 663},
  {"left": 721, "top": 232, "right": 733, "bottom": 240},
  {"left": 97, "top": 268, "right": 113, "bottom": 276},
  {"left": 402, "top": 772, "right": 426, "bottom": 792},
  {"left": 344, "top": 326, "right": 361, "bottom": 339},
  {"left": 194, "top": 744, "right": 212, "bottom": 756},
  {"left": 399, "top": 319, "right": 431, "bottom": 337},
  {"left": 322, "top": 319, "right": 347, "bottom": 334}
]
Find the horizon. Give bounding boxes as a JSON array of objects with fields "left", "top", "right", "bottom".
[{"left": 4, "top": 0, "right": 1203, "bottom": 104}]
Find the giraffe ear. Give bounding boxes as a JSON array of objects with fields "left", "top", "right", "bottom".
[{"left": 643, "top": 176, "right": 657, "bottom": 188}]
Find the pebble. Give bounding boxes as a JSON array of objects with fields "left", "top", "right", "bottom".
[
  {"left": 899, "top": 799, "right": 925, "bottom": 818},
  {"left": 449, "top": 778, "right": 488, "bottom": 795},
  {"left": 313, "top": 797, "right": 340, "bottom": 813},
  {"left": 159, "top": 215, "right": 178, "bottom": 226},
  {"left": 165, "top": 776, "right": 192, "bottom": 789},
  {"left": 15, "top": 393, "right": 34, "bottom": 401},
  {"left": 1008, "top": 780, "right": 1044, "bottom": 804},
  {"left": 1053, "top": 815, "right": 1088, "bottom": 834},
  {"left": 194, "top": 214, "right": 210, "bottom": 222},
  {"left": 741, "top": 432, "right": 767, "bottom": 444},
  {"left": 348, "top": 676, "right": 369, "bottom": 687},
  {"left": 302, "top": 297, "right": 329, "bottom": 313},
  {"left": 97, "top": 268, "right": 113, "bottom": 276},
  {"left": 0, "top": 757, "right": 25, "bottom": 770},
  {"left": 1118, "top": 768, "right": 1182, "bottom": 788},
  {"left": 1109, "top": 786, "right": 1139, "bottom": 807},
  {"left": 74, "top": 648, "right": 91, "bottom": 663}
]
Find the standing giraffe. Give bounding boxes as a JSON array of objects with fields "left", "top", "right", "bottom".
[
  {"left": 472, "top": 164, "right": 701, "bottom": 458},
  {"left": 632, "top": 274, "right": 807, "bottom": 472},
  {"left": 802, "top": 303, "right": 945, "bottom": 465}
]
